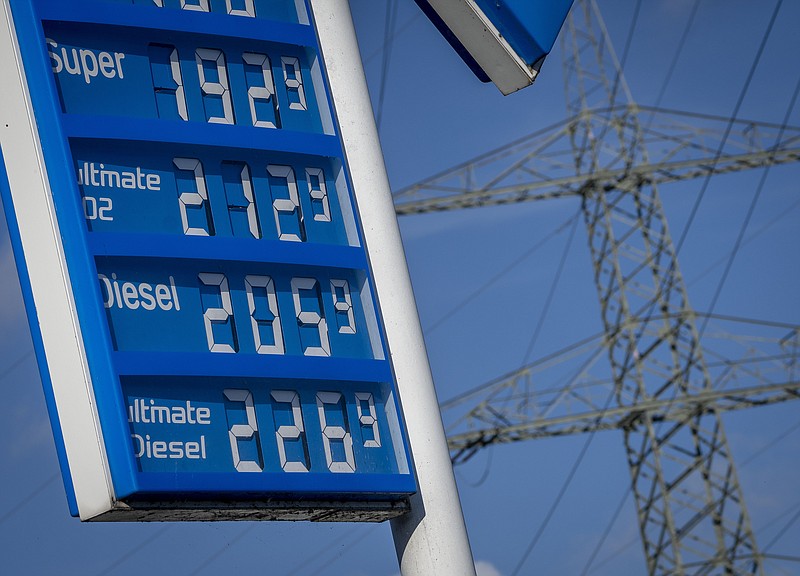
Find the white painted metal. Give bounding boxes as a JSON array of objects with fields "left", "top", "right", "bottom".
[
  {"left": 307, "top": 1, "right": 477, "bottom": 574},
  {"left": 0, "top": 0, "right": 115, "bottom": 519},
  {"left": 423, "top": 0, "right": 537, "bottom": 95}
]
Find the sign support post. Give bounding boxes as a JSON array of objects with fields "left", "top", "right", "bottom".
[{"left": 309, "top": 2, "right": 476, "bottom": 574}]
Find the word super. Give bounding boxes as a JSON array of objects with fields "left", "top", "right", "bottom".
[{"left": 47, "top": 39, "right": 126, "bottom": 85}]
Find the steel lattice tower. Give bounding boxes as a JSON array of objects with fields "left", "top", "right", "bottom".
[
  {"left": 561, "top": 2, "right": 759, "bottom": 572},
  {"left": 392, "top": 0, "right": 800, "bottom": 573}
]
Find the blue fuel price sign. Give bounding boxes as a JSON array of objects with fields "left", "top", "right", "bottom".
[{"left": 1, "top": 0, "right": 415, "bottom": 521}]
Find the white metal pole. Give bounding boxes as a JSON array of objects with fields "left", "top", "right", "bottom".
[{"left": 308, "top": 2, "right": 477, "bottom": 574}]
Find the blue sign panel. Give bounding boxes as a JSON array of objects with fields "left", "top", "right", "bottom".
[
  {"left": 414, "top": 0, "right": 574, "bottom": 94},
  {"left": 471, "top": 0, "right": 573, "bottom": 68},
  {"left": 6, "top": 0, "right": 415, "bottom": 519}
]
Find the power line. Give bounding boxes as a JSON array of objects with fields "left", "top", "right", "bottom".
[
  {"left": 439, "top": 329, "right": 605, "bottom": 409},
  {"left": 646, "top": 0, "right": 700, "bottom": 119},
  {"left": 581, "top": 418, "right": 800, "bottom": 573},
  {"left": 1, "top": 224, "right": 585, "bottom": 575},
  {"left": 607, "top": 0, "right": 642, "bottom": 109},
  {"left": 673, "top": 0, "right": 785, "bottom": 256},
  {"left": 287, "top": 526, "right": 372, "bottom": 576},
  {"left": 763, "top": 508, "right": 800, "bottom": 553},
  {"left": 698, "top": 71, "right": 800, "bottom": 335},
  {"left": 588, "top": 0, "right": 641, "bottom": 147},
  {"left": 755, "top": 500, "right": 800, "bottom": 537},
  {"left": 375, "top": 0, "right": 399, "bottom": 133},
  {"left": 586, "top": 535, "right": 639, "bottom": 574},
  {"left": 424, "top": 212, "right": 581, "bottom": 335},
  {"left": 740, "top": 420, "right": 800, "bottom": 468},
  {"left": 363, "top": 13, "right": 421, "bottom": 65},
  {"left": 510, "top": 385, "right": 617, "bottom": 576},
  {"left": 0, "top": 349, "right": 34, "bottom": 381},
  {"left": 458, "top": 446, "right": 494, "bottom": 488},
  {"left": 521, "top": 208, "right": 581, "bottom": 363},
  {"left": 763, "top": 553, "right": 800, "bottom": 563},
  {"left": 188, "top": 524, "right": 258, "bottom": 575},
  {"left": 580, "top": 488, "right": 631, "bottom": 575},
  {"left": 94, "top": 526, "right": 172, "bottom": 576},
  {"left": 442, "top": 0, "right": 797, "bottom": 572},
  {"left": 0, "top": 473, "right": 57, "bottom": 524},
  {"left": 687, "top": 196, "right": 800, "bottom": 288},
  {"left": 641, "top": 11, "right": 796, "bottom": 498},
  {"left": 631, "top": 0, "right": 788, "bottom": 364},
  {"left": 595, "top": 10, "right": 795, "bottom": 566}
]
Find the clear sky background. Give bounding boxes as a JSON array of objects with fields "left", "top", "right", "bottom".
[{"left": 1, "top": 1, "right": 798, "bottom": 575}]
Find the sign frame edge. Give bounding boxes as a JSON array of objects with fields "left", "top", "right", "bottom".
[{"left": 0, "top": 0, "right": 117, "bottom": 520}]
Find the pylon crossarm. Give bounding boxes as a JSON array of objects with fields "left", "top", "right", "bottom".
[
  {"left": 447, "top": 380, "right": 800, "bottom": 461},
  {"left": 442, "top": 316, "right": 799, "bottom": 444},
  {"left": 393, "top": 108, "right": 800, "bottom": 215}
]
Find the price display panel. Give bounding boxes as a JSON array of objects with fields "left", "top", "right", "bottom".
[{"left": 5, "top": 0, "right": 415, "bottom": 520}]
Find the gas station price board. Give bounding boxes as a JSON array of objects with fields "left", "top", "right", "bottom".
[{"left": 2, "top": 0, "right": 416, "bottom": 520}]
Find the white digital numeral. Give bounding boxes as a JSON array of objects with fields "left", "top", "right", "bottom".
[
  {"left": 226, "top": 0, "right": 255, "bottom": 17},
  {"left": 268, "top": 164, "right": 304, "bottom": 242},
  {"left": 355, "top": 393, "right": 381, "bottom": 448},
  {"left": 330, "top": 279, "right": 355, "bottom": 334},
  {"left": 271, "top": 390, "right": 309, "bottom": 472},
  {"left": 316, "top": 392, "right": 355, "bottom": 473},
  {"left": 198, "top": 272, "right": 236, "bottom": 353},
  {"left": 174, "top": 158, "right": 212, "bottom": 236},
  {"left": 224, "top": 389, "right": 262, "bottom": 472},
  {"left": 83, "top": 197, "right": 113, "bottom": 222},
  {"left": 229, "top": 163, "right": 260, "bottom": 238},
  {"left": 181, "top": 0, "right": 210, "bottom": 11},
  {"left": 245, "top": 275, "right": 284, "bottom": 354},
  {"left": 306, "top": 167, "right": 330, "bottom": 222},
  {"left": 168, "top": 47, "right": 188, "bottom": 120},
  {"left": 291, "top": 278, "right": 330, "bottom": 357},
  {"left": 281, "top": 56, "right": 307, "bottom": 111},
  {"left": 196, "top": 48, "right": 234, "bottom": 124},
  {"left": 242, "top": 52, "right": 278, "bottom": 128},
  {"left": 149, "top": 45, "right": 188, "bottom": 121},
  {"left": 152, "top": 0, "right": 164, "bottom": 6}
]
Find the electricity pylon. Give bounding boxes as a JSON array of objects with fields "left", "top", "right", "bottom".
[{"left": 392, "top": 0, "right": 800, "bottom": 574}]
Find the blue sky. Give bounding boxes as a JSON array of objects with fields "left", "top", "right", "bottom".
[{"left": 1, "top": 1, "right": 799, "bottom": 575}]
